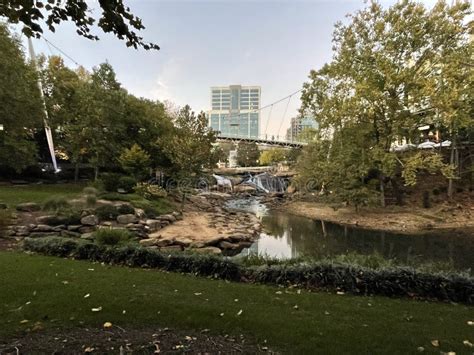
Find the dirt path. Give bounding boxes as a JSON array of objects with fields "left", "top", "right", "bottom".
[
  {"left": 283, "top": 200, "right": 474, "bottom": 235},
  {"left": 0, "top": 327, "right": 274, "bottom": 354}
]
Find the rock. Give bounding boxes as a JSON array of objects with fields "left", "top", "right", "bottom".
[
  {"left": 61, "top": 230, "right": 81, "bottom": 238},
  {"left": 192, "top": 246, "right": 222, "bottom": 255},
  {"left": 29, "top": 231, "right": 59, "bottom": 238},
  {"left": 81, "top": 232, "right": 94, "bottom": 240},
  {"left": 159, "top": 214, "right": 176, "bottom": 223},
  {"left": 204, "top": 235, "right": 225, "bottom": 246},
  {"left": 190, "top": 241, "right": 206, "bottom": 248},
  {"left": 218, "top": 241, "right": 240, "bottom": 250},
  {"left": 14, "top": 226, "right": 30, "bottom": 236},
  {"left": 135, "top": 208, "right": 146, "bottom": 219},
  {"left": 0, "top": 203, "right": 7, "bottom": 209},
  {"left": 101, "top": 221, "right": 113, "bottom": 227},
  {"left": 173, "top": 238, "right": 193, "bottom": 247},
  {"left": 34, "top": 224, "right": 54, "bottom": 232},
  {"left": 78, "top": 226, "right": 96, "bottom": 234},
  {"left": 238, "top": 241, "right": 253, "bottom": 248},
  {"left": 117, "top": 214, "right": 138, "bottom": 224},
  {"left": 186, "top": 195, "right": 212, "bottom": 209},
  {"left": 67, "top": 225, "right": 81, "bottom": 231},
  {"left": 233, "top": 185, "right": 255, "bottom": 193},
  {"left": 139, "top": 238, "right": 159, "bottom": 247},
  {"left": 160, "top": 245, "right": 183, "bottom": 253},
  {"left": 16, "top": 202, "right": 41, "bottom": 212},
  {"left": 145, "top": 219, "right": 161, "bottom": 231},
  {"left": 81, "top": 215, "right": 99, "bottom": 226}
]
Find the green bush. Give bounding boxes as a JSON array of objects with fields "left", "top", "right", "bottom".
[
  {"left": 100, "top": 193, "right": 134, "bottom": 202},
  {"left": 86, "top": 194, "right": 97, "bottom": 207},
  {"left": 0, "top": 210, "right": 12, "bottom": 237},
  {"left": 95, "top": 205, "right": 119, "bottom": 221},
  {"left": 43, "top": 196, "right": 71, "bottom": 211},
  {"left": 23, "top": 237, "right": 474, "bottom": 304},
  {"left": 93, "top": 228, "right": 131, "bottom": 246},
  {"left": 118, "top": 176, "right": 136, "bottom": 193},
  {"left": 82, "top": 187, "right": 99, "bottom": 196},
  {"left": 117, "top": 204, "right": 135, "bottom": 215},
  {"left": 100, "top": 173, "right": 122, "bottom": 192},
  {"left": 130, "top": 200, "right": 158, "bottom": 218},
  {"left": 134, "top": 182, "right": 167, "bottom": 200}
]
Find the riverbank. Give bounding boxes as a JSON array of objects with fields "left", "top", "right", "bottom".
[{"left": 281, "top": 199, "right": 474, "bottom": 236}]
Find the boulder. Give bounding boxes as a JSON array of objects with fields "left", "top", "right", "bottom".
[
  {"left": 117, "top": 214, "right": 138, "bottom": 224},
  {"left": 158, "top": 214, "right": 176, "bottom": 223},
  {"left": 16, "top": 202, "right": 41, "bottom": 212},
  {"left": 160, "top": 245, "right": 183, "bottom": 253},
  {"left": 61, "top": 230, "right": 81, "bottom": 238},
  {"left": 67, "top": 225, "right": 81, "bottom": 231},
  {"left": 145, "top": 219, "right": 161, "bottom": 231},
  {"left": 139, "top": 237, "right": 174, "bottom": 247},
  {"left": 81, "top": 215, "right": 99, "bottom": 226},
  {"left": 192, "top": 246, "right": 222, "bottom": 255},
  {"left": 80, "top": 232, "right": 94, "bottom": 240},
  {"left": 14, "top": 226, "right": 30, "bottom": 236},
  {"left": 173, "top": 238, "right": 193, "bottom": 247},
  {"left": 78, "top": 226, "right": 96, "bottom": 234},
  {"left": 36, "top": 215, "right": 68, "bottom": 225},
  {"left": 34, "top": 224, "right": 54, "bottom": 232},
  {"left": 218, "top": 240, "right": 240, "bottom": 250},
  {"left": 204, "top": 235, "right": 225, "bottom": 246}
]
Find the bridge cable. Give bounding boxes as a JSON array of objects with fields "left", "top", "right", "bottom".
[
  {"left": 263, "top": 104, "right": 274, "bottom": 139},
  {"left": 276, "top": 95, "right": 292, "bottom": 140}
]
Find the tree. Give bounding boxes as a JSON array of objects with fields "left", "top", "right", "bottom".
[
  {"left": 259, "top": 148, "right": 287, "bottom": 166},
  {"left": 236, "top": 142, "right": 260, "bottom": 167},
  {"left": 299, "top": 0, "right": 471, "bottom": 207},
  {"left": 0, "top": 0, "right": 159, "bottom": 50},
  {"left": 118, "top": 144, "right": 151, "bottom": 181},
  {"left": 0, "top": 23, "right": 43, "bottom": 173},
  {"left": 160, "top": 105, "right": 219, "bottom": 179}
]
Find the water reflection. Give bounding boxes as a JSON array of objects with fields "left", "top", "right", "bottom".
[{"left": 229, "top": 199, "right": 474, "bottom": 271}]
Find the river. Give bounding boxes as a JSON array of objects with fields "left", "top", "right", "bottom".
[{"left": 226, "top": 198, "right": 474, "bottom": 272}]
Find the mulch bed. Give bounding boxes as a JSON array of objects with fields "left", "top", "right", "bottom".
[{"left": 0, "top": 327, "right": 275, "bottom": 354}]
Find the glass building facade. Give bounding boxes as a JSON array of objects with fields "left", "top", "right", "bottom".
[{"left": 208, "top": 85, "right": 260, "bottom": 138}]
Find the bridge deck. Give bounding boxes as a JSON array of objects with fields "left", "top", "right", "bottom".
[{"left": 217, "top": 135, "right": 306, "bottom": 148}]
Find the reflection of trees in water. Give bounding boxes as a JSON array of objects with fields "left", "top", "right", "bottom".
[{"left": 261, "top": 212, "right": 474, "bottom": 269}]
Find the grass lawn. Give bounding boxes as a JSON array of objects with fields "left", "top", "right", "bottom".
[
  {"left": 0, "top": 252, "right": 472, "bottom": 354},
  {"left": 0, "top": 184, "right": 84, "bottom": 206}
]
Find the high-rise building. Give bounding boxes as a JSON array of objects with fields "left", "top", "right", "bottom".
[
  {"left": 208, "top": 85, "right": 260, "bottom": 138},
  {"left": 286, "top": 112, "right": 318, "bottom": 142}
]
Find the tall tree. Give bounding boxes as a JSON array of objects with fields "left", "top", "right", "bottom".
[
  {"left": 236, "top": 142, "right": 260, "bottom": 167},
  {"left": 0, "top": 23, "right": 43, "bottom": 173}
]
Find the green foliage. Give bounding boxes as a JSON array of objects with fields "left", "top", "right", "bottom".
[
  {"left": 134, "top": 182, "right": 167, "bottom": 200},
  {"left": 0, "top": 210, "right": 11, "bottom": 237},
  {"left": 93, "top": 228, "right": 130, "bottom": 246},
  {"left": 118, "top": 144, "right": 151, "bottom": 180},
  {"left": 23, "top": 237, "right": 474, "bottom": 304},
  {"left": 236, "top": 142, "right": 260, "bottom": 167},
  {"left": 42, "top": 196, "right": 71, "bottom": 212},
  {"left": 130, "top": 199, "right": 173, "bottom": 218},
  {"left": 117, "top": 204, "right": 135, "bottom": 215},
  {"left": 259, "top": 148, "right": 287, "bottom": 166},
  {"left": 0, "top": 23, "right": 42, "bottom": 173},
  {"left": 100, "top": 173, "right": 122, "bottom": 192},
  {"left": 118, "top": 176, "right": 137, "bottom": 193},
  {"left": 298, "top": 0, "right": 473, "bottom": 204},
  {"left": 82, "top": 187, "right": 99, "bottom": 196},
  {"left": 1, "top": 0, "right": 159, "bottom": 50},
  {"left": 85, "top": 194, "right": 97, "bottom": 207},
  {"left": 402, "top": 152, "right": 455, "bottom": 186},
  {"left": 95, "top": 205, "right": 119, "bottom": 221}
]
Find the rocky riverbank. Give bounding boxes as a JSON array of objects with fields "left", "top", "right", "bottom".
[{"left": 280, "top": 200, "right": 474, "bottom": 236}]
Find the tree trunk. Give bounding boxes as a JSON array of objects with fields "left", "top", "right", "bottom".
[
  {"left": 94, "top": 165, "right": 99, "bottom": 181},
  {"left": 447, "top": 140, "right": 456, "bottom": 200},
  {"left": 380, "top": 176, "right": 386, "bottom": 208},
  {"left": 74, "top": 162, "right": 79, "bottom": 184},
  {"left": 391, "top": 178, "right": 403, "bottom": 206}
]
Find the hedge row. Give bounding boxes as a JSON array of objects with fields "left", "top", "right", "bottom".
[{"left": 23, "top": 237, "right": 474, "bottom": 304}]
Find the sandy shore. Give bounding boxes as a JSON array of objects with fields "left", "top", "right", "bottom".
[{"left": 281, "top": 200, "right": 474, "bottom": 235}]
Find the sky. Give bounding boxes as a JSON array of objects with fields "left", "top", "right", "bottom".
[{"left": 26, "top": 0, "right": 439, "bottom": 139}]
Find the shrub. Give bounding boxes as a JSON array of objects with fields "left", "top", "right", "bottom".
[
  {"left": 100, "top": 173, "right": 122, "bottom": 192},
  {"left": 94, "top": 228, "right": 131, "bottom": 246},
  {"left": 86, "top": 194, "right": 97, "bottom": 207},
  {"left": 43, "top": 196, "right": 71, "bottom": 211},
  {"left": 0, "top": 210, "right": 12, "bottom": 237},
  {"left": 23, "top": 237, "right": 474, "bottom": 304},
  {"left": 95, "top": 205, "right": 119, "bottom": 221},
  {"left": 100, "top": 193, "right": 134, "bottom": 202},
  {"left": 83, "top": 187, "right": 99, "bottom": 196},
  {"left": 118, "top": 144, "right": 151, "bottom": 180},
  {"left": 130, "top": 200, "right": 158, "bottom": 218},
  {"left": 118, "top": 176, "right": 136, "bottom": 193},
  {"left": 117, "top": 204, "right": 135, "bottom": 215},
  {"left": 134, "top": 182, "right": 167, "bottom": 200}
]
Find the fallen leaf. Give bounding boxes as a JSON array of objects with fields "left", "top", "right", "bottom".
[
  {"left": 91, "top": 307, "right": 102, "bottom": 312},
  {"left": 234, "top": 299, "right": 239, "bottom": 302},
  {"left": 103, "top": 322, "right": 112, "bottom": 329},
  {"left": 468, "top": 321, "right": 474, "bottom": 326},
  {"left": 194, "top": 292, "right": 202, "bottom": 296},
  {"left": 219, "top": 313, "right": 224, "bottom": 317},
  {"left": 20, "top": 319, "right": 29, "bottom": 324},
  {"left": 293, "top": 305, "right": 299, "bottom": 310},
  {"left": 431, "top": 340, "right": 439, "bottom": 347},
  {"left": 417, "top": 346, "right": 425, "bottom": 352},
  {"left": 88, "top": 268, "right": 94, "bottom": 271},
  {"left": 84, "top": 293, "right": 90, "bottom": 298},
  {"left": 237, "top": 309, "right": 243, "bottom": 316},
  {"left": 84, "top": 346, "right": 94, "bottom": 353},
  {"left": 336, "top": 291, "right": 345, "bottom": 295},
  {"left": 275, "top": 291, "right": 282, "bottom": 295},
  {"left": 463, "top": 340, "right": 473, "bottom": 348},
  {"left": 122, "top": 310, "right": 126, "bottom": 314}
]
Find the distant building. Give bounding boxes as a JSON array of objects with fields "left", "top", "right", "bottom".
[
  {"left": 286, "top": 112, "right": 318, "bottom": 142},
  {"left": 208, "top": 85, "right": 260, "bottom": 138}
]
